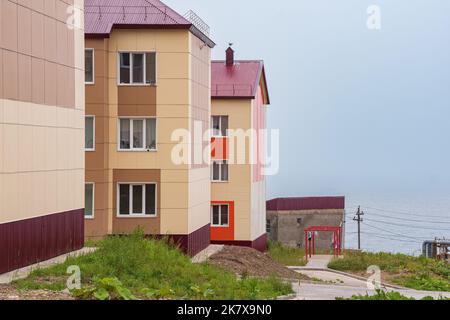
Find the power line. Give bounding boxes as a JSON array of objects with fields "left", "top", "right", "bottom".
[
  {"left": 361, "top": 233, "right": 423, "bottom": 244},
  {"left": 361, "top": 222, "right": 429, "bottom": 242},
  {"left": 347, "top": 231, "right": 425, "bottom": 244},
  {"left": 364, "top": 218, "right": 450, "bottom": 232},
  {"left": 364, "top": 211, "right": 450, "bottom": 225},
  {"left": 360, "top": 205, "right": 450, "bottom": 220}
]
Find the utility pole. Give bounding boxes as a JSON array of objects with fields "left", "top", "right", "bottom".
[{"left": 353, "top": 206, "right": 364, "bottom": 250}]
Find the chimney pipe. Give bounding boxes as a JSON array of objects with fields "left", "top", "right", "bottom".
[{"left": 226, "top": 45, "right": 234, "bottom": 67}]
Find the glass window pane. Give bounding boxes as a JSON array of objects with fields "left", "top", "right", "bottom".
[
  {"left": 85, "top": 184, "right": 94, "bottom": 217},
  {"left": 146, "top": 53, "right": 156, "bottom": 84},
  {"left": 85, "top": 117, "right": 94, "bottom": 150},
  {"left": 146, "top": 119, "right": 156, "bottom": 150},
  {"left": 212, "top": 206, "right": 220, "bottom": 225},
  {"left": 133, "top": 120, "right": 144, "bottom": 149},
  {"left": 221, "top": 162, "right": 229, "bottom": 181},
  {"left": 132, "top": 185, "right": 143, "bottom": 214},
  {"left": 212, "top": 162, "right": 220, "bottom": 181},
  {"left": 220, "top": 205, "right": 229, "bottom": 226},
  {"left": 119, "top": 184, "right": 130, "bottom": 215},
  {"left": 120, "top": 119, "right": 130, "bottom": 149},
  {"left": 120, "top": 53, "right": 130, "bottom": 84},
  {"left": 85, "top": 50, "right": 93, "bottom": 83},
  {"left": 221, "top": 117, "right": 229, "bottom": 136},
  {"left": 132, "top": 53, "right": 144, "bottom": 83},
  {"left": 212, "top": 116, "right": 220, "bottom": 135},
  {"left": 145, "top": 184, "right": 156, "bottom": 215}
]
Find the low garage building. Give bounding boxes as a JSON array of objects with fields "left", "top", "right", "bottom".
[{"left": 266, "top": 197, "right": 345, "bottom": 249}]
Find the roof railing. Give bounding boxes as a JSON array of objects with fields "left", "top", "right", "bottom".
[{"left": 183, "top": 10, "right": 210, "bottom": 36}]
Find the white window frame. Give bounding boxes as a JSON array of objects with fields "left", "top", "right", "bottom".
[
  {"left": 117, "top": 117, "right": 157, "bottom": 152},
  {"left": 211, "top": 160, "right": 229, "bottom": 183},
  {"left": 117, "top": 52, "right": 157, "bottom": 86},
  {"left": 85, "top": 183, "right": 95, "bottom": 220},
  {"left": 211, "top": 204, "right": 230, "bottom": 228},
  {"left": 117, "top": 183, "right": 158, "bottom": 218},
  {"left": 85, "top": 115, "right": 95, "bottom": 152},
  {"left": 85, "top": 48, "right": 95, "bottom": 85},
  {"left": 211, "top": 115, "right": 229, "bottom": 137}
]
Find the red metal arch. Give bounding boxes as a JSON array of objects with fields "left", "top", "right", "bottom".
[{"left": 304, "top": 226, "right": 342, "bottom": 261}]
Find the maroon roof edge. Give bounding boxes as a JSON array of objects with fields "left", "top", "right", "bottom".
[
  {"left": 267, "top": 197, "right": 346, "bottom": 211},
  {"left": 84, "top": 0, "right": 215, "bottom": 48},
  {"left": 211, "top": 60, "right": 270, "bottom": 104}
]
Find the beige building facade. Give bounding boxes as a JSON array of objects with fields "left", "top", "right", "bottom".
[
  {"left": 0, "top": 0, "right": 85, "bottom": 274},
  {"left": 83, "top": 1, "right": 214, "bottom": 255},
  {"left": 210, "top": 51, "right": 270, "bottom": 251}
]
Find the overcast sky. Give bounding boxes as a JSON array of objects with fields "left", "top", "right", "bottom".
[{"left": 165, "top": 0, "right": 450, "bottom": 200}]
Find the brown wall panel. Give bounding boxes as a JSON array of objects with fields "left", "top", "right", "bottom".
[
  {"left": 118, "top": 86, "right": 156, "bottom": 117},
  {"left": 112, "top": 169, "right": 161, "bottom": 235}
]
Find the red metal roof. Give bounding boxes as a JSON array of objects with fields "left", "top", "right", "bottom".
[
  {"left": 211, "top": 60, "right": 270, "bottom": 103},
  {"left": 267, "top": 197, "right": 346, "bottom": 211},
  {"left": 84, "top": 0, "right": 214, "bottom": 47}
]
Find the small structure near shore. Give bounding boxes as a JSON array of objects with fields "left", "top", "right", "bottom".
[
  {"left": 423, "top": 239, "right": 450, "bottom": 262},
  {"left": 266, "top": 197, "right": 345, "bottom": 250}
]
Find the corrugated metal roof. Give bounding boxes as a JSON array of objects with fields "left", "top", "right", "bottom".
[
  {"left": 267, "top": 197, "right": 346, "bottom": 211},
  {"left": 211, "top": 60, "right": 269, "bottom": 102},
  {"left": 85, "top": 0, "right": 214, "bottom": 47}
]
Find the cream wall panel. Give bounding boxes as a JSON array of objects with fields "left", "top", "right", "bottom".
[
  {"left": 160, "top": 208, "right": 188, "bottom": 234},
  {"left": 160, "top": 182, "right": 189, "bottom": 209},
  {"left": 157, "top": 117, "right": 189, "bottom": 144},
  {"left": 157, "top": 79, "right": 189, "bottom": 105},
  {"left": 155, "top": 30, "right": 189, "bottom": 52},
  {"left": 161, "top": 169, "right": 189, "bottom": 183},
  {"left": 188, "top": 201, "right": 210, "bottom": 233},
  {"left": 158, "top": 52, "right": 189, "bottom": 79},
  {"left": 157, "top": 104, "right": 190, "bottom": 118},
  {"left": 251, "top": 180, "right": 267, "bottom": 240}
]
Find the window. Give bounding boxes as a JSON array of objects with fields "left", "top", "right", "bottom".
[
  {"left": 119, "top": 118, "right": 156, "bottom": 151},
  {"left": 212, "top": 116, "right": 228, "bottom": 137},
  {"left": 85, "top": 116, "right": 95, "bottom": 151},
  {"left": 119, "top": 52, "right": 156, "bottom": 85},
  {"left": 211, "top": 205, "right": 229, "bottom": 227},
  {"left": 85, "top": 183, "right": 94, "bottom": 218},
  {"left": 118, "top": 184, "right": 157, "bottom": 216},
  {"left": 85, "top": 49, "right": 94, "bottom": 84},
  {"left": 266, "top": 219, "right": 271, "bottom": 234},
  {"left": 212, "top": 160, "right": 229, "bottom": 182}
]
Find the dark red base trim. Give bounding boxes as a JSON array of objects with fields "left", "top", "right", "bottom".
[
  {"left": 0, "top": 209, "right": 85, "bottom": 275},
  {"left": 150, "top": 224, "right": 211, "bottom": 257},
  {"left": 212, "top": 233, "right": 268, "bottom": 252}
]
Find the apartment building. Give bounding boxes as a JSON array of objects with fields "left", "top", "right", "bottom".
[
  {"left": 0, "top": 0, "right": 85, "bottom": 274},
  {"left": 83, "top": 0, "right": 214, "bottom": 256},
  {"left": 210, "top": 47, "right": 271, "bottom": 251}
]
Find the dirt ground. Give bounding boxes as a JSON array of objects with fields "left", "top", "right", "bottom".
[
  {"left": 209, "top": 246, "right": 307, "bottom": 280},
  {"left": 0, "top": 284, "right": 73, "bottom": 300}
]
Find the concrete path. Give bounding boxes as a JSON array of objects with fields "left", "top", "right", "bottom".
[
  {"left": 289, "top": 254, "right": 450, "bottom": 300},
  {"left": 304, "top": 255, "right": 334, "bottom": 269},
  {"left": 0, "top": 248, "right": 97, "bottom": 284},
  {"left": 298, "top": 270, "right": 367, "bottom": 287},
  {"left": 291, "top": 282, "right": 450, "bottom": 300}
]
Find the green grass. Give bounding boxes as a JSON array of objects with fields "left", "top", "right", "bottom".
[
  {"left": 337, "top": 290, "right": 449, "bottom": 300},
  {"left": 267, "top": 241, "right": 307, "bottom": 266},
  {"left": 328, "top": 251, "right": 450, "bottom": 292},
  {"left": 15, "top": 231, "right": 293, "bottom": 300}
]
